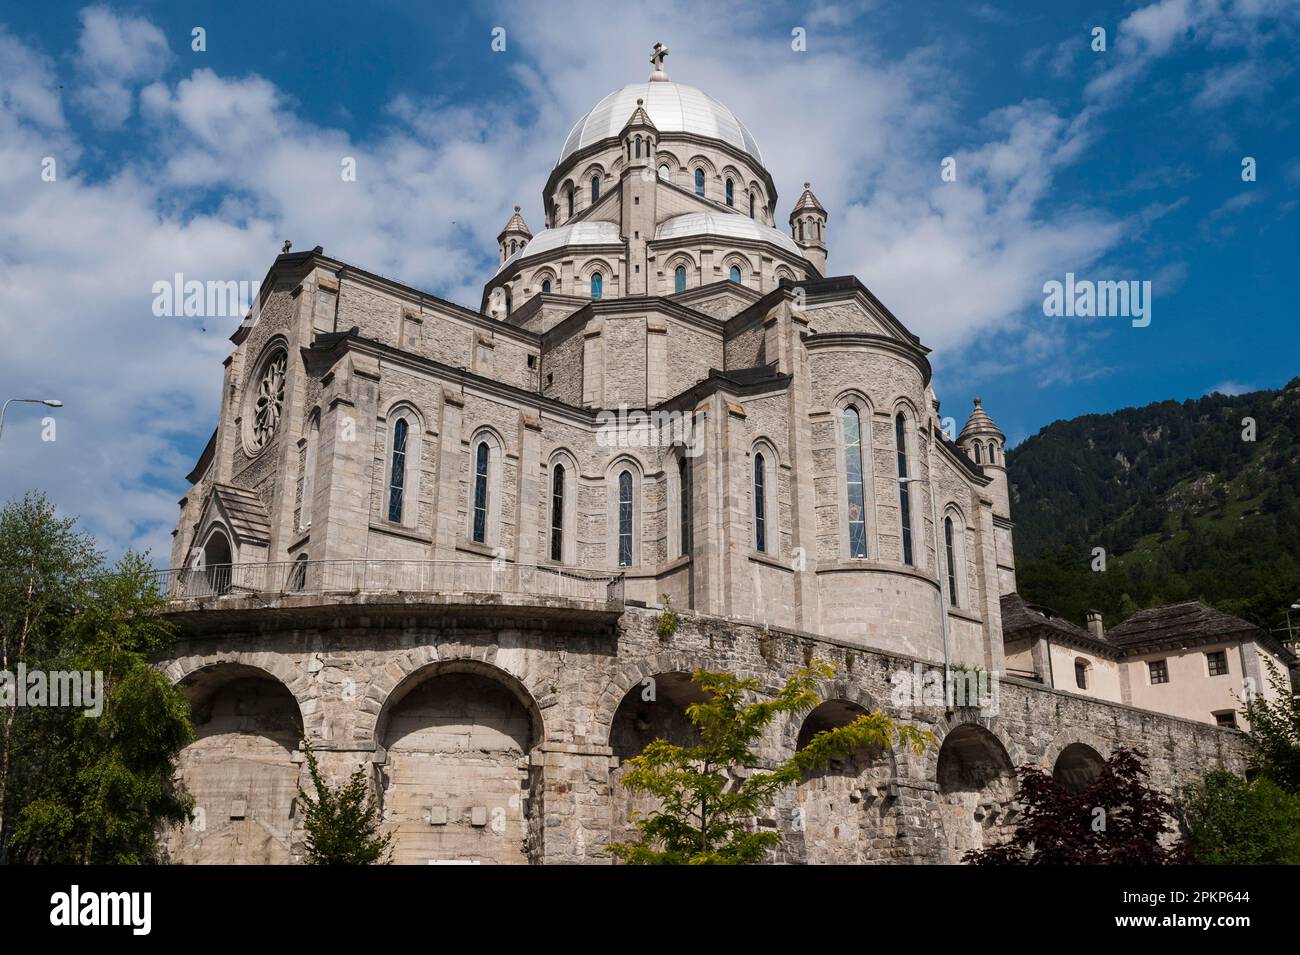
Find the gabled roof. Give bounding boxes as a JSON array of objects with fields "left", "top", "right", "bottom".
[
  {"left": 1107, "top": 601, "right": 1294, "bottom": 662},
  {"left": 205, "top": 483, "right": 272, "bottom": 545},
  {"left": 1001, "top": 592, "right": 1113, "bottom": 656}
]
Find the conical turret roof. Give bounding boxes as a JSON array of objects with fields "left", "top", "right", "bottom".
[{"left": 958, "top": 397, "right": 1004, "bottom": 442}]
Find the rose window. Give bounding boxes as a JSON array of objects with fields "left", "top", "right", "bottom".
[{"left": 250, "top": 351, "right": 286, "bottom": 450}]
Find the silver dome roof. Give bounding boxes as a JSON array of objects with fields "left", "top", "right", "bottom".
[
  {"left": 559, "top": 82, "right": 763, "bottom": 167},
  {"left": 494, "top": 220, "right": 622, "bottom": 276},
  {"left": 656, "top": 211, "right": 801, "bottom": 257}
]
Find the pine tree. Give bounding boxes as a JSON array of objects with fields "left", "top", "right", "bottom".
[{"left": 298, "top": 743, "right": 392, "bottom": 865}]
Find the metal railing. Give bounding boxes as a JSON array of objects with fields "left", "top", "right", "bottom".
[{"left": 151, "top": 559, "right": 625, "bottom": 606}]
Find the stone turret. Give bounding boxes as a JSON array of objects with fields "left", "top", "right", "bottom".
[
  {"left": 620, "top": 99, "right": 658, "bottom": 295},
  {"left": 958, "top": 397, "right": 1009, "bottom": 518},
  {"left": 497, "top": 206, "right": 531, "bottom": 265},
  {"left": 789, "top": 182, "right": 827, "bottom": 276}
]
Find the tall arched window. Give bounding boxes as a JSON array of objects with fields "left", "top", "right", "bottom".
[
  {"left": 299, "top": 412, "right": 319, "bottom": 530},
  {"left": 678, "top": 456, "right": 692, "bottom": 557},
  {"left": 659, "top": 163, "right": 670, "bottom": 180},
  {"left": 725, "top": 178, "right": 734, "bottom": 206},
  {"left": 749, "top": 192, "right": 755, "bottom": 218},
  {"left": 973, "top": 442, "right": 982, "bottom": 464},
  {"left": 753, "top": 453, "right": 767, "bottom": 552},
  {"left": 798, "top": 220, "right": 805, "bottom": 241},
  {"left": 944, "top": 516, "right": 958, "bottom": 605},
  {"left": 388, "top": 417, "right": 408, "bottom": 523},
  {"left": 635, "top": 136, "right": 642, "bottom": 158},
  {"left": 729, "top": 265, "right": 741, "bottom": 284},
  {"left": 694, "top": 168, "right": 705, "bottom": 197},
  {"left": 843, "top": 406, "right": 868, "bottom": 558},
  {"left": 566, "top": 188, "right": 574, "bottom": 219},
  {"left": 590, "top": 271, "right": 603, "bottom": 300},
  {"left": 896, "top": 413, "right": 914, "bottom": 565},
  {"left": 541, "top": 279, "right": 552, "bottom": 293},
  {"left": 617, "top": 470, "right": 634, "bottom": 566},
  {"left": 504, "top": 287, "right": 512, "bottom": 316},
  {"left": 674, "top": 265, "right": 687, "bottom": 293},
  {"left": 472, "top": 440, "right": 490, "bottom": 544},
  {"left": 550, "top": 464, "right": 565, "bottom": 563}
]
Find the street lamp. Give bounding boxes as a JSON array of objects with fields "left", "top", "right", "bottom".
[
  {"left": 1287, "top": 602, "right": 1300, "bottom": 649},
  {"left": 0, "top": 398, "right": 63, "bottom": 446}
]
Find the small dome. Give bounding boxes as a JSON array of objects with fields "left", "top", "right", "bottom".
[
  {"left": 959, "top": 397, "right": 1004, "bottom": 442},
  {"left": 494, "top": 220, "right": 622, "bottom": 276},
  {"left": 558, "top": 82, "right": 763, "bottom": 167},
  {"left": 656, "top": 211, "right": 801, "bottom": 257}
]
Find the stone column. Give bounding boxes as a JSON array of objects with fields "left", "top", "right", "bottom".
[
  {"left": 432, "top": 388, "right": 465, "bottom": 558},
  {"left": 536, "top": 744, "right": 616, "bottom": 864}
]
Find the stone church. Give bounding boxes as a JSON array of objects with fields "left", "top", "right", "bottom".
[{"left": 158, "top": 46, "right": 1246, "bottom": 864}]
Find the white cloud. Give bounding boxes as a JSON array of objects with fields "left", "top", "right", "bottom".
[{"left": 74, "top": 5, "right": 171, "bottom": 127}]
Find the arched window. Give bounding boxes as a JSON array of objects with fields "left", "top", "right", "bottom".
[
  {"left": 725, "top": 178, "right": 734, "bottom": 207},
  {"left": 729, "top": 265, "right": 741, "bottom": 284},
  {"left": 843, "top": 406, "right": 867, "bottom": 558},
  {"left": 973, "top": 442, "right": 982, "bottom": 464},
  {"left": 566, "top": 188, "right": 574, "bottom": 219},
  {"left": 753, "top": 452, "right": 767, "bottom": 552},
  {"left": 658, "top": 163, "right": 670, "bottom": 180},
  {"left": 674, "top": 265, "right": 687, "bottom": 293},
  {"left": 288, "top": 553, "right": 308, "bottom": 592},
  {"left": 388, "top": 417, "right": 408, "bottom": 523},
  {"left": 798, "top": 220, "right": 805, "bottom": 241},
  {"left": 694, "top": 168, "right": 705, "bottom": 197},
  {"left": 635, "top": 136, "right": 642, "bottom": 158},
  {"left": 504, "top": 287, "right": 513, "bottom": 316},
  {"left": 749, "top": 192, "right": 755, "bottom": 218},
  {"left": 472, "top": 440, "right": 490, "bottom": 544},
  {"left": 590, "top": 271, "right": 603, "bottom": 300},
  {"left": 541, "top": 279, "right": 552, "bottom": 293},
  {"left": 988, "top": 441, "right": 998, "bottom": 463},
  {"left": 896, "top": 413, "right": 914, "bottom": 565},
  {"left": 678, "top": 456, "right": 692, "bottom": 558},
  {"left": 617, "top": 470, "right": 634, "bottom": 566},
  {"left": 550, "top": 464, "right": 565, "bottom": 563},
  {"left": 1075, "top": 660, "right": 1089, "bottom": 690},
  {"left": 944, "top": 516, "right": 958, "bottom": 606},
  {"left": 591, "top": 175, "right": 600, "bottom": 203}
]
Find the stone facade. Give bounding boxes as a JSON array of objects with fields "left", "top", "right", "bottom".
[{"left": 160, "top": 49, "right": 1248, "bottom": 864}]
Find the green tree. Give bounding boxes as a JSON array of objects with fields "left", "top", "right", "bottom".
[
  {"left": 1178, "top": 769, "right": 1300, "bottom": 864},
  {"left": 1242, "top": 658, "right": 1300, "bottom": 794},
  {"left": 606, "top": 662, "right": 932, "bottom": 864},
  {"left": 3, "top": 535, "right": 194, "bottom": 864},
  {"left": 298, "top": 743, "right": 392, "bottom": 865}
]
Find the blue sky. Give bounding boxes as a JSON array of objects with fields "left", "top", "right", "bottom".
[{"left": 0, "top": 0, "right": 1296, "bottom": 560}]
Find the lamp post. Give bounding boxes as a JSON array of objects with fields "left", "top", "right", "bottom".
[
  {"left": 1288, "top": 602, "right": 1300, "bottom": 651},
  {"left": 0, "top": 398, "right": 63, "bottom": 447}
]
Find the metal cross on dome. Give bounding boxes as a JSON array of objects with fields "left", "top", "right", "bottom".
[{"left": 650, "top": 42, "right": 669, "bottom": 79}]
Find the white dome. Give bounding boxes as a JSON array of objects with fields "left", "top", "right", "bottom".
[
  {"left": 495, "top": 220, "right": 622, "bottom": 276},
  {"left": 656, "top": 211, "right": 801, "bottom": 257},
  {"left": 559, "top": 82, "right": 763, "bottom": 167}
]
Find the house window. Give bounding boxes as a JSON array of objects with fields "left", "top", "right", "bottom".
[
  {"left": 1207, "top": 650, "right": 1229, "bottom": 676},
  {"left": 591, "top": 175, "right": 600, "bottom": 203},
  {"left": 678, "top": 456, "right": 692, "bottom": 558},
  {"left": 729, "top": 265, "right": 741, "bottom": 284},
  {"left": 388, "top": 417, "right": 408, "bottom": 523},
  {"left": 1148, "top": 659, "right": 1169, "bottom": 685},
  {"left": 754, "top": 452, "right": 767, "bottom": 553},
  {"left": 694, "top": 168, "right": 705, "bottom": 197},
  {"left": 944, "top": 516, "right": 958, "bottom": 606},
  {"left": 843, "top": 406, "right": 867, "bottom": 558},
  {"left": 1075, "top": 660, "right": 1088, "bottom": 689},
  {"left": 617, "top": 470, "right": 634, "bottom": 566},
  {"left": 590, "top": 271, "right": 603, "bottom": 300},
  {"left": 675, "top": 265, "right": 687, "bottom": 293},
  {"left": 472, "top": 440, "right": 490, "bottom": 544},
  {"left": 725, "top": 178, "right": 734, "bottom": 206},
  {"left": 1214, "top": 710, "right": 1238, "bottom": 728},
  {"left": 896, "top": 413, "right": 913, "bottom": 565},
  {"left": 550, "top": 464, "right": 565, "bottom": 563}
]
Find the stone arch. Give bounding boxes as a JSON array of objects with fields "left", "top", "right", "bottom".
[
  {"left": 166, "top": 661, "right": 306, "bottom": 864},
  {"left": 1041, "top": 728, "right": 1111, "bottom": 790},
  {"left": 721, "top": 251, "right": 752, "bottom": 286},
  {"left": 933, "top": 720, "right": 1019, "bottom": 862},
  {"left": 1053, "top": 742, "right": 1106, "bottom": 794},
  {"left": 530, "top": 265, "right": 558, "bottom": 295},
  {"left": 374, "top": 658, "right": 546, "bottom": 865},
  {"left": 199, "top": 524, "right": 234, "bottom": 593},
  {"left": 664, "top": 251, "right": 698, "bottom": 292},
  {"left": 790, "top": 691, "right": 901, "bottom": 864},
  {"left": 593, "top": 652, "right": 717, "bottom": 739}
]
